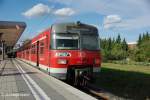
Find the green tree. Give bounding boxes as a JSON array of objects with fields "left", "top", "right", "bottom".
[
  {"left": 122, "top": 38, "right": 128, "bottom": 51},
  {"left": 111, "top": 43, "right": 126, "bottom": 60},
  {"left": 135, "top": 32, "right": 150, "bottom": 62},
  {"left": 137, "top": 34, "right": 142, "bottom": 46},
  {"left": 116, "top": 34, "right": 121, "bottom": 44}
]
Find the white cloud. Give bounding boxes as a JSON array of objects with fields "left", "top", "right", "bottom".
[
  {"left": 22, "top": 3, "right": 51, "bottom": 18},
  {"left": 22, "top": 1, "right": 150, "bottom": 30},
  {"left": 22, "top": 4, "right": 75, "bottom": 18},
  {"left": 103, "top": 14, "right": 150, "bottom": 30},
  {"left": 54, "top": 8, "right": 75, "bottom": 16},
  {"left": 48, "top": 0, "right": 150, "bottom": 30},
  {"left": 103, "top": 15, "right": 122, "bottom": 29},
  {"left": 104, "top": 15, "right": 121, "bottom": 25}
]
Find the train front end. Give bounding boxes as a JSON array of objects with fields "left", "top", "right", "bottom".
[{"left": 49, "top": 22, "right": 101, "bottom": 85}]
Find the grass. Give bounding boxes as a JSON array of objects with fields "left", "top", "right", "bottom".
[{"left": 94, "top": 63, "right": 150, "bottom": 100}]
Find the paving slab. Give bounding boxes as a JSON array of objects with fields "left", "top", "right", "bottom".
[{"left": 0, "top": 59, "right": 97, "bottom": 100}]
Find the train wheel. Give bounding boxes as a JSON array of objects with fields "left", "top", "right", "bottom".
[{"left": 67, "top": 68, "right": 76, "bottom": 85}]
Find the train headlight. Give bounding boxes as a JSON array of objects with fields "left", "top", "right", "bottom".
[
  {"left": 57, "top": 59, "right": 67, "bottom": 64},
  {"left": 94, "top": 58, "right": 100, "bottom": 64}
]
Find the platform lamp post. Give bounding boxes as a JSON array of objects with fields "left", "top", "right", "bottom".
[{"left": 0, "top": 40, "right": 5, "bottom": 60}]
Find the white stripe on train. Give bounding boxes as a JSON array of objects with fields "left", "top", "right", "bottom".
[
  {"left": 18, "top": 58, "right": 67, "bottom": 73},
  {"left": 18, "top": 58, "right": 100, "bottom": 73},
  {"left": 32, "top": 36, "right": 47, "bottom": 44}
]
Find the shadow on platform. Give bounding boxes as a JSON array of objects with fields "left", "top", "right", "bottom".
[{"left": 0, "top": 71, "right": 37, "bottom": 76}]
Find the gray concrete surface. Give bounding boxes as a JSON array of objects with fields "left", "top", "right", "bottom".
[
  {"left": 0, "top": 59, "right": 35, "bottom": 100},
  {"left": 0, "top": 58, "right": 97, "bottom": 100}
]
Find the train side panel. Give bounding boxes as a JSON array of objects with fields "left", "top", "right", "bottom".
[{"left": 17, "top": 29, "right": 51, "bottom": 70}]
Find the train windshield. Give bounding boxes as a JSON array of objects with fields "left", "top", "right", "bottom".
[
  {"left": 81, "top": 35, "right": 100, "bottom": 50},
  {"left": 51, "top": 33, "right": 100, "bottom": 50},
  {"left": 53, "top": 33, "right": 79, "bottom": 50}
]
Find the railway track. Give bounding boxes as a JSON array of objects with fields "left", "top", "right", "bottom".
[
  {"left": 75, "top": 83, "right": 110, "bottom": 100},
  {"left": 67, "top": 73, "right": 111, "bottom": 100},
  {"left": 71, "top": 75, "right": 122, "bottom": 100},
  {"left": 77, "top": 82, "right": 125, "bottom": 100},
  {"left": 83, "top": 83, "right": 112, "bottom": 100}
]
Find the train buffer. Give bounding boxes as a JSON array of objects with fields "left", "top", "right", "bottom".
[{"left": 0, "top": 58, "right": 97, "bottom": 100}]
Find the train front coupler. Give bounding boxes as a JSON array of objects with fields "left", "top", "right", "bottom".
[{"left": 74, "top": 68, "right": 92, "bottom": 86}]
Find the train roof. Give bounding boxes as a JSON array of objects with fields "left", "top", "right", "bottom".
[
  {"left": 52, "top": 21, "right": 98, "bottom": 35},
  {"left": 17, "top": 21, "right": 99, "bottom": 51}
]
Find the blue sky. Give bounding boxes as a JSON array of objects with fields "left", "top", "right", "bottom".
[{"left": 0, "top": 0, "right": 150, "bottom": 43}]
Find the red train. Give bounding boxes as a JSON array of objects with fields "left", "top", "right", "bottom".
[{"left": 17, "top": 21, "right": 101, "bottom": 85}]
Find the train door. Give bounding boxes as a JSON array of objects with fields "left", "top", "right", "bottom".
[
  {"left": 36, "top": 41, "right": 39, "bottom": 67},
  {"left": 29, "top": 47, "right": 31, "bottom": 60},
  {"left": 39, "top": 40, "right": 45, "bottom": 65}
]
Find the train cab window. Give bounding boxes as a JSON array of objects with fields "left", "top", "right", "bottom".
[
  {"left": 81, "top": 35, "right": 100, "bottom": 50},
  {"left": 52, "top": 33, "right": 79, "bottom": 50}
]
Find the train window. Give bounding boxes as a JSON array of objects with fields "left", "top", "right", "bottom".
[
  {"left": 81, "top": 35, "right": 100, "bottom": 50},
  {"left": 40, "top": 47, "right": 44, "bottom": 54},
  {"left": 26, "top": 50, "right": 29, "bottom": 54},
  {"left": 40, "top": 41, "right": 45, "bottom": 54},
  {"left": 40, "top": 42, "right": 44, "bottom": 46},
  {"left": 31, "top": 45, "right": 34, "bottom": 54},
  {"left": 34, "top": 46, "right": 36, "bottom": 54},
  {"left": 23, "top": 51, "right": 25, "bottom": 57},
  {"left": 31, "top": 45, "right": 36, "bottom": 54},
  {"left": 52, "top": 33, "right": 79, "bottom": 50}
]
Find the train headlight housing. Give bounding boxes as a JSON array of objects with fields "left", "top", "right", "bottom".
[
  {"left": 94, "top": 58, "right": 100, "bottom": 64},
  {"left": 57, "top": 59, "right": 67, "bottom": 64}
]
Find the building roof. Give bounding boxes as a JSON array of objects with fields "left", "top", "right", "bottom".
[{"left": 0, "top": 21, "right": 26, "bottom": 47}]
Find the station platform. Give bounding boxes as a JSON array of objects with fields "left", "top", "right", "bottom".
[{"left": 0, "top": 58, "right": 97, "bottom": 100}]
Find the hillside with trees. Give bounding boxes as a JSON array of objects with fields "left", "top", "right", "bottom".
[
  {"left": 100, "top": 32, "right": 150, "bottom": 63},
  {"left": 132, "top": 32, "right": 150, "bottom": 62},
  {"left": 100, "top": 34, "right": 128, "bottom": 62}
]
